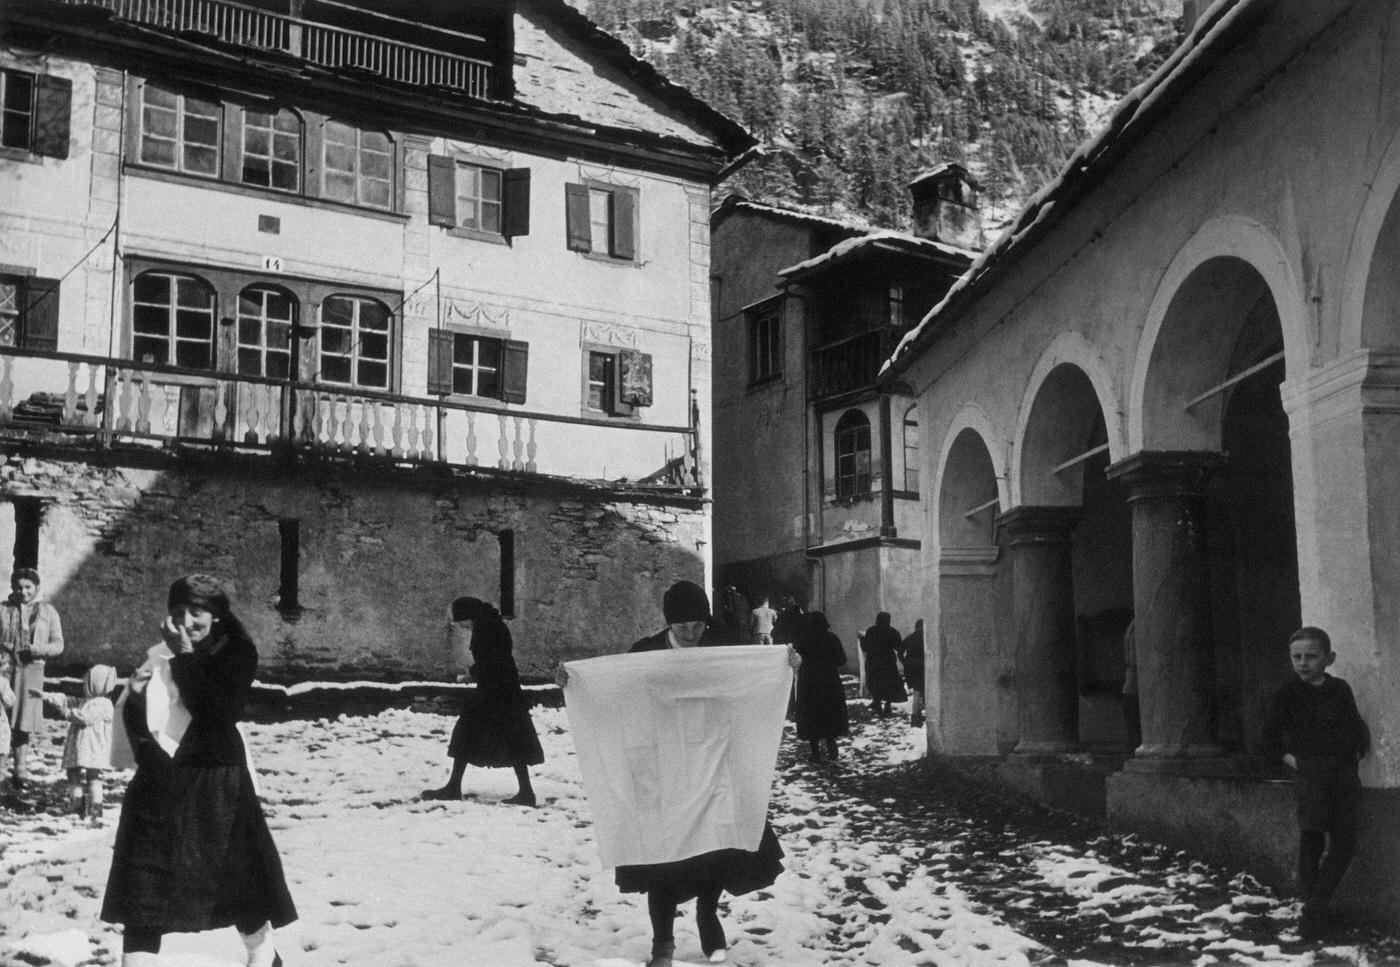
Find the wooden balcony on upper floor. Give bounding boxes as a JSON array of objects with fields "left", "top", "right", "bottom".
[
  {"left": 0, "top": 347, "right": 702, "bottom": 491},
  {"left": 51, "top": 0, "right": 497, "bottom": 97},
  {"left": 808, "top": 329, "right": 894, "bottom": 401}
]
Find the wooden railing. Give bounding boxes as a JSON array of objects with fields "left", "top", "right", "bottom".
[
  {"left": 809, "top": 329, "right": 893, "bottom": 400},
  {"left": 56, "top": 0, "right": 494, "bottom": 97},
  {"left": 0, "top": 348, "right": 702, "bottom": 488}
]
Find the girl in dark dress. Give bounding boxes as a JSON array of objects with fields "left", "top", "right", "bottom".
[
  {"left": 793, "top": 611, "right": 849, "bottom": 762},
  {"left": 860, "top": 611, "right": 907, "bottom": 717},
  {"left": 422, "top": 596, "right": 544, "bottom": 806},
  {"left": 102, "top": 574, "right": 296, "bottom": 967}
]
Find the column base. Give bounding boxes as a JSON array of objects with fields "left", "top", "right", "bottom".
[
  {"left": 1123, "top": 754, "right": 1245, "bottom": 777},
  {"left": 1012, "top": 740, "right": 1081, "bottom": 758}
]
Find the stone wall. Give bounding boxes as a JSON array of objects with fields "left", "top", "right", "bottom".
[{"left": 0, "top": 449, "right": 705, "bottom": 682}]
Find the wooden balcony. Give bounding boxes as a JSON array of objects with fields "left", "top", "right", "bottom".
[
  {"left": 809, "top": 329, "right": 893, "bottom": 400},
  {"left": 0, "top": 348, "right": 702, "bottom": 490},
  {"left": 55, "top": 0, "right": 495, "bottom": 97}
]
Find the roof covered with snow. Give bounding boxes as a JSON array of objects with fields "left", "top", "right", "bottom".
[
  {"left": 779, "top": 230, "right": 977, "bottom": 282},
  {"left": 710, "top": 193, "right": 873, "bottom": 235},
  {"left": 882, "top": 0, "right": 1274, "bottom": 380}
]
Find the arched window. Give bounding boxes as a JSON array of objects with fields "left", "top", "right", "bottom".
[
  {"left": 323, "top": 120, "right": 392, "bottom": 209},
  {"left": 132, "top": 271, "right": 216, "bottom": 368},
  {"left": 241, "top": 108, "right": 301, "bottom": 192},
  {"left": 319, "top": 294, "right": 391, "bottom": 388},
  {"left": 834, "top": 409, "right": 872, "bottom": 499},
  {"left": 237, "top": 285, "right": 297, "bottom": 378},
  {"left": 903, "top": 405, "right": 919, "bottom": 493}
]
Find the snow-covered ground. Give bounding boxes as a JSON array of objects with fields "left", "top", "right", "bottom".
[{"left": 1, "top": 700, "right": 1393, "bottom": 967}]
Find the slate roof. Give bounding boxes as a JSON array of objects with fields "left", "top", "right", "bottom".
[{"left": 882, "top": 0, "right": 1274, "bottom": 380}]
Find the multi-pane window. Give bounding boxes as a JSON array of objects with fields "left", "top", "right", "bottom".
[
  {"left": 237, "top": 285, "right": 295, "bottom": 378},
  {"left": 586, "top": 351, "right": 615, "bottom": 414},
  {"left": 835, "top": 409, "right": 873, "bottom": 499},
  {"left": 1, "top": 70, "right": 34, "bottom": 151},
  {"left": 748, "top": 303, "right": 782, "bottom": 383},
  {"left": 455, "top": 163, "right": 502, "bottom": 234},
  {"left": 903, "top": 406, "right": 919, "bottom": 493},
  {"left": 241, "top": 108, "right": 300, "bottom": 192},
  {"left": 0, "top": 275, "right": 59, "bottom": 351},
  {"left": 140, "top": 84, "right": 220, "bottom": 175},
  {"left": 451, "top": 334, "right": 501, "bottom": 398},
  {"left": 323, "top": 121, "right": 392, "bottom": 209},
  {"left": 132, "top": 271, "right": 216, "bottom": 368},
  {"left": 319, "top": 294, "right": 390, "bottom": 388}
]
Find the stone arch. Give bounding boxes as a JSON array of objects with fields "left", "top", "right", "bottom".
[
  {"left": 1343, "top": 123, "right": 1400, "bottom": 352},
  {"left": 1012, "top": 333, "right": 1122, "bottom": 508},
  {"left": 933, "top": 403, "right": 1008, "bottom": 536},
  {"left": 1129, "top": 216, "right": 1308, "bottom": 451}
]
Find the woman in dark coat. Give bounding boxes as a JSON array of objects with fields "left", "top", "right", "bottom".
[
  {"left": 423, "top": 596, "right": 544, "bottom": 806},
  {"left": 102, "top": 574, "right": 296, "bottom": 967},
  {"left": 561, "top": 580, "right": 792, "bottom": 967},
  {"left": 793, "top": 611, "right": 849, "bottom": 762},
  {"left": 860, "top": 611, "right": 907, "bottom": 717}
]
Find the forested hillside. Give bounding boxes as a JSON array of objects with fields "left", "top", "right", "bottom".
[{"left": 584, "top": 0, "right": 1184, "bottom": 233}]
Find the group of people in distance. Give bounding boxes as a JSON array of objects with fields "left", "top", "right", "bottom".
[{"left": 0, "top": 564, "right": 1378, "bottom": 960}]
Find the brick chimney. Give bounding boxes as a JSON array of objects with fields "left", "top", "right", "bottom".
[{"left": 908, "top": 162, "right": 982, "bottom": 250}]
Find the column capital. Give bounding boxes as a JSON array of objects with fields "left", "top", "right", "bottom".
[
  {"left": 995, "top": 505, "right": 1081, "bottom": 547},
  {"left": 1106, "top": 450, "right": 1225, "bottom": 502}
]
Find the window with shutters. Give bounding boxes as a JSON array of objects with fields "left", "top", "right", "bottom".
[
  {"left": 0, "top": 274, "right": 60, "bottom": 351},
  {"left": 236, "top": 285, "right": 296, "bottom": 378},
  {"left": 139, "top": 83, "right": 221, "bottom": 176},
  {"left": 0, "top": 69, "right": 71, "bottom": 159},
  {"left": 131, "top": 271, "right": 217, "bottom": 368},
  {"left": 582, "top": 346, "right": 652, "bottom": 417},
  {"left": 427, "top": 329, "right": 527, "bottom": 403},
  {"left": 241, "top": 108, "right": 301, "bottom": 192},
  {"left": 834, "top": 409, "right": 873, "bottom": 499},
  {"left": 319, "top": 294, "right": 391, "bottom": 388},
  {"left": 747, "top": 300, "right": 782, "bottom": 384},
  {"left": 427, "top": 155, "right": 529, "bottom": 240},
  {"left": 565, "top": 181, "right": 638, "bottom": 262},
  {"left": 322, "top": 120, "right": 392, "bottom": 209}
]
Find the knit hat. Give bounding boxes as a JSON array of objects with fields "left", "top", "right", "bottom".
[
  {"left": 84, "top": 664, "right": 119, "bottom": 699},
  {"left": 662, "top": 580, "right": 711, "bottom": 624},
  {"left": 167, "top": 573, "right": 230, "bottom": 617}
]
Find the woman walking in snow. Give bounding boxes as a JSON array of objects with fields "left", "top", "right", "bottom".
[
  {"left": 793, "top": 611, "right": 849, "bottom": 763},
  {"left": 422, "top": 596, "right": 544, "bottom": 806},
  {"left": 860, "top": 611, "right": 907, "bottom": 718},
  {"left": 102, "top": 574, "right": 296, "bottom": 967}
]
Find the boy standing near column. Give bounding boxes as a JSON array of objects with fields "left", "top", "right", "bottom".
[{"left": 1264, "top": 626, "right": 1370, "bottom": 941}]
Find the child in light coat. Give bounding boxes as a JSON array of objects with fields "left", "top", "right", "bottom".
[
  {"left": 0, "top": 659, "right": 14, "bottom": 798},
  {"left": 44, "top": 664, "right": 117, "bottom": 824}
]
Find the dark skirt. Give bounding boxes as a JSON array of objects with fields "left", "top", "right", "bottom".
[
  {"left": 615, "top": 822, "right": 785, "bottom": 901},
  {"left": 447, "top": 687, "right": 545, "bottom": 768},
  {"left": 101, "top": 760, "right": 297, "bottom": 932},
  {"left": 795, "top": 670, "right": 849, "bottom": 740},
  {"left": 864, "top": 656, "right": 907, "bottom": 703}
]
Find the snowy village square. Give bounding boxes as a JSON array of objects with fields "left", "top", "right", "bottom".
[{"left": 7, "top": 0, "right": 1400, "bottom": 964}]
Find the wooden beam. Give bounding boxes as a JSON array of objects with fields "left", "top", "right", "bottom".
[
  {"left": 1184, "top": 351, "right": 1286, "bottom": 411},
  {"left": 963, "top": 496, "right": 1000, "bottom": 519},
  {"left": 1052, "top": 442, "right": 1110, "bottom": 475}
]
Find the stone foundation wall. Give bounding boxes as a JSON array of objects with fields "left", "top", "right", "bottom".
[{"left": 0, "top": 450, "right": 706, "bottom": 681}]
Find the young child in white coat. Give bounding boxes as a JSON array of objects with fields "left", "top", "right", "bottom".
[
  {"left": 44, "top": 664, "right": 117, "bottom": 824},
  {"left": 0, "top": 659, "right": 14, "bottom": 799}
]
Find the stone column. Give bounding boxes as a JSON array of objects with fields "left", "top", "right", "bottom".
[
  {"left": 997, "top": 506, "right": 1081, "bottom": 754},
  {"left": 1107, "top": 451, "right": 1225, "bottom": 760}
]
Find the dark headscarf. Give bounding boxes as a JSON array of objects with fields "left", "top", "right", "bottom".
[
  {"left": 875, "top": 611, "right": 892, "bottom": 627},
  {"left": 10, "top": 567, "right": 39, "bottom": 588},
  {"left": 806, "top": 611, "right": 830, "bottom": 634},
  {"left": 663, "top": 580, "right": 711, "bottom": 624}
]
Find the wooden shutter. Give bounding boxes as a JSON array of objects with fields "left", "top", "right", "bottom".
[
  {"left": 23, "top": 277, "right": 59, "bottom": 352},
  {"left": 618, "top": 349, "right": 652, "bottom": 407},
  {"left": 427, "top": 155, "right": 457, "bottom": 227},
  {"left": 502, "top": 167, "right": 530, "bottom": 238},
  {"left": 31, "top": 75, "right": 72, "bottom": 160},
  {"left": 426, "top": 329, "right": 454, "bottom": 395},
  {"left": 612, "top": 188, "right": 636, "bottom": 260},
  {"left": 565, "top": 183, "right": 591, "bottom": 252},
  {"left": 501, "top": 339, "right": 528, "bottom": 404}
]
